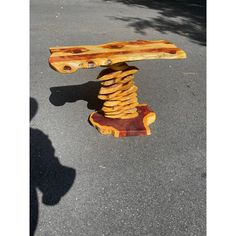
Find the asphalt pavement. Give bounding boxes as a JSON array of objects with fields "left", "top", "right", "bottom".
[{"left": 30, "top": 0, "right": 206, "bottom": 235}]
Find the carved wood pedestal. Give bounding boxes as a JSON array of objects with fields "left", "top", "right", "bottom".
[
  {"left": 48, "top": 40, "right": 186, "bottom": 137},
  {"left": 89, "top": 62, "right": 156, "bottom": 137}
]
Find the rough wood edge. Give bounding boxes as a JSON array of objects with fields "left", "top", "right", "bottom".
[
  {"left": 48, "top": 40, "right": 187, "bottom": 74},
  {"left": 89, "top": 104, "right": 156, "bottom": 138}
]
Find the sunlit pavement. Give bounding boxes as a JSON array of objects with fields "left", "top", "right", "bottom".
[{"left": 30, "top": 0, "right": 206, "bottom": 235}]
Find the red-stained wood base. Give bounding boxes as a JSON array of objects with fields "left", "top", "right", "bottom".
[{"left": 89, "top": 104, "right": 156, "bottom": 137}]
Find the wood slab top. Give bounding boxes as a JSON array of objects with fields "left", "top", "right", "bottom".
[{"left": 49, "top": 40, "right": 187, "bottom": 74}]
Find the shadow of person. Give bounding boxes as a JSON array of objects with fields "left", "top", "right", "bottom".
[
  {"left": 49, "top": 81, "right": 104, "bottom": 110},
  {"left": 30, "top": 97, "right": 76, "bottom": 236}
]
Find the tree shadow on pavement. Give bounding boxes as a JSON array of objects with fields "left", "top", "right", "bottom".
[
  {"left": 49, "top": 81, "right": 104, "bottom": 110},
  {"left": 30, "top": 97, "right": 76, "bottom": 236},
  {"left": 104, "top": 0, "right": 206, "bottom": 45}
]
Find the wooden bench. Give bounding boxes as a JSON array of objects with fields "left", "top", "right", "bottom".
[{"left": 49, "top": 40, "right": 187, "bottom": 137}]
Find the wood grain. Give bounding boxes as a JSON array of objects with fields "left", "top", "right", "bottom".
[
  {"left": 97, "top": 63, "right": 141, "bottom": 119},
  {"left": 49, "top": 40, "right": 187, "bottom": 74},
  {"left": 89, "top": 104, "right": 156, "bottom": 137}
]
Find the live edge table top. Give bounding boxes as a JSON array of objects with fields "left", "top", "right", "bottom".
[{"left": 48, "top": 40, "right": 187, "bottom": 74}]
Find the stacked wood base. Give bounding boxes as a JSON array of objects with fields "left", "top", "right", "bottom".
[
  {"left": 97, "top": 62, "right": 140, "bottom": 119},
  {"left": 89, "top": 63, "right": 156, "bottom": 137}
]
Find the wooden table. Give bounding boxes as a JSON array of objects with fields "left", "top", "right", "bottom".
[{"left": 49, "top": 40, "right": 186, "bottom": 137}]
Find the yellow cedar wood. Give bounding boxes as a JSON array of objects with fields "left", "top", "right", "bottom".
[{"left": 49, "top": 40, "right": 187, "bottom": 74}]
